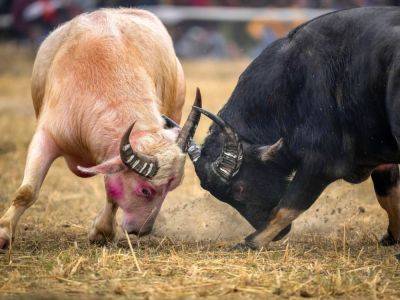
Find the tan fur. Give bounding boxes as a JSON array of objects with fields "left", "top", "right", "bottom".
[
  {"left": 12, "top": 185, "right": 34, "bottom": 207},
  {"left": 0, "top": 127, "right": 60, "bottom": 248},
  {"left": 252, "top": 208, "right": 300, "bottom": 248},
  {"left": 0, "top": 8, "right": 185, "bottom": 248},
  {"left": 31, "top": 8, "right": 185, "bottom": 185},
  {"left": 376, "top": 186, "right": 400, "bottom": 239}
]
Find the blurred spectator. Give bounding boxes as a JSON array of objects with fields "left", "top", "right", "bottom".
[
  {"left": 11, "top": 0, "right": 94, "bottom": 43},
  {"left": 1, "top": 0, "right": 400, "bottom": 54},
  {"left": 176, "top": 26, "right": 235, "bottom": 58},
  {"left": 250, "top": 27, "right": 277, "bottom": 58},
  {"left": 166, "top": 0, "right": 399, "bottom": 7},
  {"left": 0, "top": 0, "right": 12, "bottom": 14},
  {"left": 98, "top": 0, "right": 160, "bottom": 6}
]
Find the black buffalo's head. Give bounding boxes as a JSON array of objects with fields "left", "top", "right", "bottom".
[{"left": 179, "top": 89, "right": 293, "bottom": 239}]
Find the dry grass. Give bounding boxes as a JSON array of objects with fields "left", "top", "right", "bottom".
[{"left": 0, "top": 44, "right": 400, "bottom": 299}]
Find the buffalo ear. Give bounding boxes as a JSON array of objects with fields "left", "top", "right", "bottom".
[
  {"left": 77, "top": 156, "right": 126, "bottom": 175},
  {"left": 258, "top": 138, "right": 284, "bottom": 161}
]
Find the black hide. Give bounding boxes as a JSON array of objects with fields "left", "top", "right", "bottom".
[{"left": 194, "top": 7, "right": 400, "bottom": 233}]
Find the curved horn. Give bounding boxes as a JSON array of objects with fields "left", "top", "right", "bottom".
[
  {"left": 193, "top": 107, "right": 243, "bottom": 182},
  {"left": 119, "top": 122, "right": 159, "bottom": 179},
  {"left": 176, "top": 88, "right": 202, "bottom": 152}
]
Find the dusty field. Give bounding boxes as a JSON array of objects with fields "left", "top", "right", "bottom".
[{"left": 0, "top": 44, "right": 400, "bottom": 299}]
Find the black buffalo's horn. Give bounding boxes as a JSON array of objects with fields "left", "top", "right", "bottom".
[
  {"left": 120, "top": 122, "right": 159, "bottom": 179},
  {"left": 192, "top": 107, "right": 243, "bottom": 182},
  {"left": 176, "top": 88, "right": 202, "bottom": 152}
]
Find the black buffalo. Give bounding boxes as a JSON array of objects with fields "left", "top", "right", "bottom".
[{"left": 179, "top": 7, "right": 400, "bottom": 249}]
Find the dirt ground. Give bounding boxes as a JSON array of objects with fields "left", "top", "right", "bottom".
[{"left": 0, "top": 44, "right": 399, "bottom": 299}]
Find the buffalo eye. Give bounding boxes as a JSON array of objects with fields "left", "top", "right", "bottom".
[
  {"left": 142, "top": 188, "right": 151, "bottom": 197},
  {"left": 135, "top": 186, "right": 155, "bottom": 199}
]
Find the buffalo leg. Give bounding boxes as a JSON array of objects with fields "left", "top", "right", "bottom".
[
  {"left": 241, "top": 169, "right": 331, "bottom": 250},
  {"left": 0, "top": 129, "right": 59, "bottom": 250},
  {"left": 88, "top": 194, "right": 118, "bottom": 245},
  {"left": 371, "top": 164, "right": 400, "bottom": 246}
]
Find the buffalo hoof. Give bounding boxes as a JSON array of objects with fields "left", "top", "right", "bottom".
[
  {"left": 380, "top": 231, "right": 399, "bottom": 246},
  {"left": 0, "top": 238, "right": 9, "bottom": 252},
  {"left": 88, "top": 227, "right": 115, "bottom": 246}
]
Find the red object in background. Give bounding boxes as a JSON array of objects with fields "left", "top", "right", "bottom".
[{"left": 40, "top": 0, "right": 57, "bottom": 23}]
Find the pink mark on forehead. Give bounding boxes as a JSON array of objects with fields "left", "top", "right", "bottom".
[{"left": 105, "top": 176, "right": 124, "bottom": 200}]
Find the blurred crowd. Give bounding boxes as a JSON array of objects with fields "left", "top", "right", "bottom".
[
  {"left": 1, "top": 0, "right": 399, "bottom": 56},
  {"left": 146, "top": 0, "right": 400, "bottom": 7}
]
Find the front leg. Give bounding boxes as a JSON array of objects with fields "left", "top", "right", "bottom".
[
  {"left": 242, "top": 168, "right": 332, "bottom": 249},
  {"left": 88, "top": 198, "right": 118, "bottom": 245}
]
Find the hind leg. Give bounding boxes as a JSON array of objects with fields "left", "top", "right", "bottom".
[
  {"left": 371, "top": 164, "right": 400, "bottom": 246},
  {"left": 0, "top": 129, "right": 59, "bottom": 250}
]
